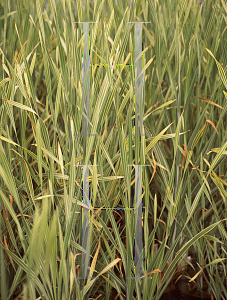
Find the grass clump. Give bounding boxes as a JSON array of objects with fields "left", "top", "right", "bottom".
[{"left": 0, "top": 0, "right": 227, "bottom": 299}]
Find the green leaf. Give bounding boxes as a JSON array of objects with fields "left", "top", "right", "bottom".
[{"left": 3, "top": 99, "right": 38, "bottom": 116}]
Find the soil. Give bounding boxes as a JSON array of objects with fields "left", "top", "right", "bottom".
[{"left": 160, "top": 289, "right": 212, "bottom": 300}]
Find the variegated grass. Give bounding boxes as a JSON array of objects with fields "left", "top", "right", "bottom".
[{"left": 0, "top": 0, "right": 227, "bottom": 299}]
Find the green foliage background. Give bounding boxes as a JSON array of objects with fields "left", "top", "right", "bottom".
[{"left": 0, "top": 0, "right": 227, "bottom": 299}]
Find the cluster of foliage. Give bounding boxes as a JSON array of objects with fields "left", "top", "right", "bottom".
[{"left": 0, "top": 0, "right": 227, "bottom": 299}]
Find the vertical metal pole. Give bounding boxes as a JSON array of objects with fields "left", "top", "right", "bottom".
[
  {"left": 82, "top": 22, "right": 90, "bottom": 138},
  {"left": 82, "top": 165, "right": 90, "bottom": 279},
  {"left": 135, "top": 23, "right": 143, "bottom": 138},
  {"left": 134, "top": 22, "right": 143, "bottom": 279},
  {"left": 135, "top": 165, "right": 143, "bottom": 278},
  {"left": 82, "top": 22, "right": 90, "bottom": 280},
  {"left": 76, "top": 20, "right": 99, "bottom": 281}
]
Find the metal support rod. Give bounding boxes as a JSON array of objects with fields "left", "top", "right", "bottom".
[
  {"left": 134, "top": 165, "right": 143, "bottom": 278},
  {"left": 135, "top": 22, "right": 143, "bottom": 138},
  {"left": 82, "top": 165, "right": 90, "bottom": 279},
  {"left": 82, "top": 22, "right": 90, "bottom": 137}
]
